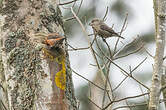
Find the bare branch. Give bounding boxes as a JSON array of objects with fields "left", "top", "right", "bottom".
[
  {"left": 131, "top": 57, "right": 147, "bottom": 73},
  {"left": 68, "top": 44, "right": 89, "bottom": 51},
  {"left": 113, "top": 13, "right": 128, "bottom": 55},
  {"left": 144, "top": 48, "right": 154, "bottom": 58},
  {"left": 88, "top": 98, "right": 102, "bottom": 110},
  {"left": 112, "top": 103, "right": 147, "bottom": 110},
  {"left": 72, "top": 69, "right": 107, "bottom": 91},
  {"left": 113, "top": 76, "right": 128, "bottom": 92},
  {"left": 64, "top": 0, "right": 83, "bottom": 21},
  {"left": 113, "top": 43, "right": 144, "bottom": 60},
  {"left": 59, "top": 0, "right": 79, "bottom": 5},
  {"left": 102, "top": 53, "right": 149, "bottom": 90},
  {"left": 103, "top": 93, "right": 149, "bottom": 110},
  {"left": 103, "top": 6, "right": 109, "bottom": 21}
]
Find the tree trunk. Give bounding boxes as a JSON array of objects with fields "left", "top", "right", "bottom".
[
  {"left": 148, "top": 0, "right": 166, "bottom": 109},
  {"left": 0, "top": 0, "right": 78, "bottom": 110},
  {"left": 161, "top": 67, "right": 166, "bottom": 108}
]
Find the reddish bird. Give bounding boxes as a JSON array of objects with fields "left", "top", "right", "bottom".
[
  {"left": 43, "top": 33, "right": 65, "bottom": 49},
  {"left": 34, "top": 32, "right": 65, "bottom": 58}
]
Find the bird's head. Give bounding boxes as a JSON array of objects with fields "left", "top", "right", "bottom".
[
  {"left": 89, "top": 18, "right": 103, "bottom": 27},
  {"left": 43, "top": 33, "right": 65, "bottom": 49}
]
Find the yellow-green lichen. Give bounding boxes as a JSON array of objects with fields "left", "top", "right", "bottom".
[
  {"left": 4, "top": 30, "right": 27, "bottom": 53},
  {"left": 0, "top": 0, "right": 20, "bottom": 30},
  {"left": 7, "top": 36, "right": 43, "bottom": 110}
]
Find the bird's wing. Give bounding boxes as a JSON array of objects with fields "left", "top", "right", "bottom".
[
  {"left": 100, "top": 23, "right": 124, "bottom": 39},
  {"left": 100, "top": 23, "right": 115, "bottom": 34}
]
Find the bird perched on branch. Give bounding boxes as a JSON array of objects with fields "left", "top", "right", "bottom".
[{"left": 89, "top": 18, "right": 124, "bottom": 40}]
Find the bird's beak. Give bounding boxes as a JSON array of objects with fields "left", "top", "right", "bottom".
[{"left": 55, "top": 37, "right": 65, "bottom": 41}]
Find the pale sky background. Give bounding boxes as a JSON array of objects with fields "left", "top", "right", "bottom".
[
  {"left": 67, "top": 0, "right": 154, "bottom": 89},
  {"left": 63, "top": 0, "right": 165, "bottom": 109}
]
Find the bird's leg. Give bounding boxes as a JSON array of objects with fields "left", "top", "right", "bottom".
[
  {"left": 91, "top": 35, "right": 97, "bottom": 46},
  {"left": 91, "top": 30, "right": 98, "bottom": 46},
  {"left": 102, "top": 37, "right": 106, "bottom": 42}
]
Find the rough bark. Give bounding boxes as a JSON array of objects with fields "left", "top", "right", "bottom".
[
  {"left": 161, "top": 66, "right": 166, "bottom": 108},
  {"left": 0, "top": 0, "right": 77, "bottom": 110},
  {"left": 148, "top": 0, "right": 166, "bottom": 110}
]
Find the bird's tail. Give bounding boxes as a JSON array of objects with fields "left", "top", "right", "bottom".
[{"left": 115, "top": 33, "right": 125, "bottom": 39}]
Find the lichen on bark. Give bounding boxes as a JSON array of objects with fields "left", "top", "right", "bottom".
[{"left": 0, "top": 0, "right": 78, "bottom": 110}]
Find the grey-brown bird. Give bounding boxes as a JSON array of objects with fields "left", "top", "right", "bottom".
[{"left": 89, "top": 18, "right": 124, "bottom": 39}]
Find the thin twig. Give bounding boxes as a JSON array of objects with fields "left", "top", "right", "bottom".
[
  {"left": 94, "top": 39, "right": 114, "bottom": 107},
  {"left": 115, "top": 93, "right": 149, "bottom": 103},
  {"left": 68, "top": 44, "right": 89, "bottom": 51},
  {"left": 89, "top": 63, "right": 97, "bottom": 67},
  {"left": 138, "top": 84, "right": 148, "bottom": 110},
  {"left": 95, "top": 38, "right": 114, "bottom": 101},
  {"left": 103, "top": 40, "right": 112, "bottom": 58},
  {"left": 102, "top": 61, "right": 112, "bottom": 108},
  {"left": 113, "top": 37, "right": 135, "bottom": 57},
  {"left": 101, "top": 51, "right": 149, "bottom": 90},
  {"left": 88, "top": 98, "right": 102, "bottom": 110},
  {"left": 89, "top": 82, "right": 92, "bottom": 99},
  {"left": 72, "top": 69, "right": 107, "bottom": 91},
  {"left": 131, "top": 57, "right": 147, "bottom": 73},
  {"left": 100, "top": 45, "right": 149, "bottom": 90},
  {"left": 64, "top": 0, "right": 83, "bottom": 21},
  {"left": 59, "top": 0, "right": 77, "bottom": 9},
  {"left": 113, "top": 76, "right": 128, "bottom": 92},
  {"left": 103, "top": 93, "right": 149, "bottom": 110},
  {"left": 144, "top": 48, "right": 154, "bottom": 58},
  {"left": 103, "top": 6, "right": 109, "bottom": 21},
  {"left": 112, "top": 103, "right": 147, "bottom": 110},
  {"left": 113, "top": 43, "right": 144, "bottom": 60},
  {"left": 59, "top": 0, "right": 78, "bottom": 5},
  {"left": 113, "top": 13, "right": 128, "bottom": 55},
  {"left": 68, "top": 47, "right": 89, "bottom": 51},
  {"left": 125, "top": 100, "right": 132, "bottom": 110}
]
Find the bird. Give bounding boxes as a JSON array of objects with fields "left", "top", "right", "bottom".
[
  {"left": 89, "top": 18, "right": 124, "bottom": 40},
  {"left": 43, "top": 33, "right": 65, "bottom": 58},
  {"left": 34, "top": 32, "right": 65, "bottom": 58},
  {"left": 43, "top": 33, "right": 65, "bottom": 49}
]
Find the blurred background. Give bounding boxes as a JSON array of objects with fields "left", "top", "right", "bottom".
[{"left": 60, "top": 0, "right": 159, "bottom": 109}]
